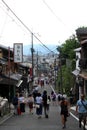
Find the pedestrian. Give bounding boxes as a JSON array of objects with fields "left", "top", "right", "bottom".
[
  {"left": 47, "top": 95, "right": 51, "bottom": 116},
  {"left": 60, "top": 96, "right": 70, "bottom": 129},
  {"left": 76, "top": 94, "right": 87, "bottom": 130},
  {"left": 32, "top": 89, "right": 38, "bottom": 103},
  {"left": 27, "top": 94, "right": 34, "bottom": 114},
  {"left": 57, "top": 92, "right": 62, "bottom": 103},
  {"left": 12, "top": 93, "right": 18, "bottom": 115},
  {"left": 51, "top": 91, "right": 56, "bottom": 106},
  {"left": 18, "top": 93, "right": 26, "bottom": 114},
  {"left": 35, "top": 92, "right": 43, "bottom": 118},
  {"left": 42, "top": 90, "right": 48, "bottom": 118}
]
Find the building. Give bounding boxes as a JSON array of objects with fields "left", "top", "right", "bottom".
[
  {"left": 0, "top": 44, "right": 31, "bottom": 101},
  {"left": 72, "top": 47, "right": 81, "bottom": 99},
  {"left": 76, "top": 28, "right": 87, "bottom": 97}
]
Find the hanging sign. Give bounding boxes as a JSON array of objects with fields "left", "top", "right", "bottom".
[{"left": 14, "top": 43, "right": 23, "bottom": 63}]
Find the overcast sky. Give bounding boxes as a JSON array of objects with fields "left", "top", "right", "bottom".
[{"left": 0, "top": 0, "right": 87, "bottom": 49}]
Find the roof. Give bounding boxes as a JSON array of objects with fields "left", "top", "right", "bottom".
[
  {"left": 81, "top": 39, "right": 87, "bottom": 45},
  {"left": 76, "top": 28, "right": 87, "bottom": 35},
  {"left": 5, "top": 73, "right": 22, "bottom": 81}
]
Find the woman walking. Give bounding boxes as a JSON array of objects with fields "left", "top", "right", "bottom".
[
  {"left": 60, "top": 96, "right": 69, "bottom": 129},
  {"left": 47, "top": 95, "right": 51, "bottom": 117},
  {"left": 18, "top": 93, "right": 26, "bottom": 114},
  {"left": 35, "top": 92, "right": 43, "bottom": 118},
  {"left": 27, "top": 94, "right": 34, "bottom": 114}
]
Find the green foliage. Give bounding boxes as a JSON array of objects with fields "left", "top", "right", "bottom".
[
  {"left": 56, "top": 34, "right": 79, "bottom": 95},
  {"left": 57, "top": 64, "right": 74, "bottom": 96},
  {"left": 57, "top": 35, "right": 80, "bottom": 60}
]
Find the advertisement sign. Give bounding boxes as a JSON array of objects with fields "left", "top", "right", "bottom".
[{"left": 14, "top": 43, "right": 23, "bottom": 63}]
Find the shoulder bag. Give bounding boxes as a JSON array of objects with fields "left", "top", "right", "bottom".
[{"left": 81, "top": 100, "right": 87, "bottom": 110}]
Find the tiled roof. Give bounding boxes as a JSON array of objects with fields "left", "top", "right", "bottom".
[{"left": 76, "top": 28, "right": 87, "bottom": 35}]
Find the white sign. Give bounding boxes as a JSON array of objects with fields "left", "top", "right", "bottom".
[{"left": 14, "top": 43, "right": 23, "bottom": 63}]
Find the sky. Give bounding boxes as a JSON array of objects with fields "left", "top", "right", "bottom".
[{"left": 0, "top": 0, "right": 87, "bottom": 52}]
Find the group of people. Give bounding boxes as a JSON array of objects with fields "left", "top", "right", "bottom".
[
  {"left": 12, "top": 90, "right": 87, "bottom": 130},
  {"left": 59, "top": 93, "right": 87, "bottom": 130},
  {"left": 33, "top": 90, "right": 51, "bottom": 118},
  {"left": 12, "top": 90, "right": 51, "bottom": 119},
  {"left": 12, "top": 93, "right": 26, "bottom": 115}
]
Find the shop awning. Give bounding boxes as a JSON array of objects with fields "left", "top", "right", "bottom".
[
  {"left": 72, "top": 69, "right": 80, "bottom": 76},
  {"left": 0, "top": 73, "right": 22, "bottom": 86}
]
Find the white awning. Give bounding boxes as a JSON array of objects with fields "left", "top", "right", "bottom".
[{"left": 72, "top": 69, "right": 80, "bottom": 76}]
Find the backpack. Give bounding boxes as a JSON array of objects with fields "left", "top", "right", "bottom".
[
  {"left": 42, "top": 94, "right": 47, "bottom": 105},
  {"left": 12, "top": 97, "right": 18, "bottom": 105},
  {"left": 52, "top": 93, "right": 56, "bottom": 100}
]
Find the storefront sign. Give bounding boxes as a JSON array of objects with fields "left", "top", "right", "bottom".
[{"left": 14, "top": 43, "right": 23, "bottom": 63}]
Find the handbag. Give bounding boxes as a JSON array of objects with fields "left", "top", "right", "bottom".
[{"left": 33, "top": 104, "right": 40, "bottom": 108}]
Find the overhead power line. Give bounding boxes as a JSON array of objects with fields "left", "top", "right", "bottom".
[
  {"left": 42, "top": 0, "right": 73, "bottom": 34},
  {"left": 1, "top": 0, "right": 54, "bottom": 53}
]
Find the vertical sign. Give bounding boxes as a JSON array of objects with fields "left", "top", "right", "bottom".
[{"left": 14, "top": 43, "right": 23, "bottom": 63}]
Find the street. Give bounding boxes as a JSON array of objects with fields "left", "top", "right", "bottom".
[
  {"left": 0, "top": 104, "right": 84, "bottom": 130},
  {"left": 0, "top": 84, "right": 86, "bottom": 130}
]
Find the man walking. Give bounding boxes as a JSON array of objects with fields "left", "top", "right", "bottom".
[
  {"left": 42, "top": 90, "right": 48, "bottom": 118},
  {"left": 76, "top": 94, "right": 87, "bottom": 130}
]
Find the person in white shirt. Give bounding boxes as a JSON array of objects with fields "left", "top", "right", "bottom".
[
  {"left": 18, "top": 93, "right": 25, "bottom": 114},
  {"left": 35, "top": 92, "right": 43, "bottom": 118}
]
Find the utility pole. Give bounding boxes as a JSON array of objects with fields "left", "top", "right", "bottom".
[
  {"left": 59, "top": 51, "right": 63, "bottom": 95},
  {"left": 57, "top": 46, "right": 63, "bottom": 95},
  {"left": 8, "top": 47, "right": 11, "bottom": 112},
  {"left": 37, "top": 51, "right": 38, "bottom": 77},
  {"left": 31, "top": 32, "right": 34, "bottom": 89}
]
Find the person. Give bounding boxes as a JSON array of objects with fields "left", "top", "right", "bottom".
[
  {"left": 57, "top": 92, "right": 62, "bottom": 103},
  {"left": 51, "top": 91, "right": 56, "bottom": 106},
  {"left": 18, "top": 93, "right": 26, "bottom": 114},
  {"left": 47, "top": 95, "right": 51, "bottom": 116},
  {"left": 35, "top": 92, "right": 43, "bottom": 118},
  {"left": 60, "top": 96, "right": 70, "bottom": 129},
  {"left": 27, "top": 94, "right": 34, "bottom": 114},
  {"left": 76, "top": 94, "right": 87, "bottom": 130},
  {"left": 42, "top": 90, "right": 48, "bottom": 118},
  {"left": 12, "top": 93, "right": 18, "bottom": 115},
  {"left": 32, "top": 89, "right": 38, "bottom": 103}
]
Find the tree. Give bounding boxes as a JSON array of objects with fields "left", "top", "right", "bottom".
[
  {"left": 57, "top": 35, "right": 80, "bottom": 59},
  {"left": 56, "top": 35, "right": 80, "bottom": 95}
]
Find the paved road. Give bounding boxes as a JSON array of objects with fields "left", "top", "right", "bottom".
[{"left": 0, "top": 84, "right": 86, "bottom": 130}]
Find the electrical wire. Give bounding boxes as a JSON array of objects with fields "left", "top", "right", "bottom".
[
  {"left": 1, "top": 0, "right": 55, "bottom": 54},
  {"left": 0, "top": 2, "right": 31, "bottom": 39},
  {"left": 42, "top": 0, "right": 73, "bottom": 34}
]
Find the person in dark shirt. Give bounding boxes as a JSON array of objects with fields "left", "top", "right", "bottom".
[
  {"left": 42, "top": 90, "right": 48, "bottom": 118},
  {"left": 60, "top": 97, "right": 69, "bottom": 129},
  {"left": 12, "top": 93, "right": 18, "bottom": 115}
]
